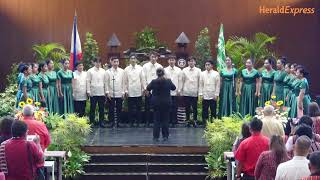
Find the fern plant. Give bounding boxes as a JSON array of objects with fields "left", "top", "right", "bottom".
[{"left": 226, "top": 32, "right": 276, "bottom": 70}]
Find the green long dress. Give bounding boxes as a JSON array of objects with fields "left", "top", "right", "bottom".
[
  {"left": 283, "top": 74, "right": 293, "bottom": 107},
  {"left": 19, "top": 76, "right": 33, "bottom": 102},
  {"left": 289, "top": 78, "right": 301, "bottom": 118},
  {"left": 260, "top": 69, "right": 275, "bottom": 106},
  {"left": 219, "top": 68, "right": 238, "bottom": 117},
  {"left": 30, "top": 74, "right": 41, "bottom": 103},
  {"left": 274, "top": 70, "right": 287, "bottom": 102},
  {"left": 39, "top": 73, "right": 50, "bottom": 108},
  {"left": 239, "top": 69, "right": 260, "bottom": 116},
  {"left": 46, "top": 71, "right": 60, "bottom": 114},
  {"left": 57, "top": 70, "right": 74, "bottom": 114},
  {"left": 298, "top": 78, "right": 311, "bottom": 115}
]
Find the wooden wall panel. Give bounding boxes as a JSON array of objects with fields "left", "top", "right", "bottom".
[{"left": 0, "top": 0, "right": 319, "bottom": 96}]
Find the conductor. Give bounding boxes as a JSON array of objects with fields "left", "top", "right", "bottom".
[{"left": 147, "top": 68, "right": 176, "bottom": 142}]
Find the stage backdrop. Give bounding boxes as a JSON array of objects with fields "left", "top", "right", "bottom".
[{"left": 0, "top": 0, "right": 319, "bottom": 96}]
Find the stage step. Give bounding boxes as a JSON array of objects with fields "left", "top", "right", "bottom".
[{"left": 79, "top": 153, "right": 208, "bottom": 180}]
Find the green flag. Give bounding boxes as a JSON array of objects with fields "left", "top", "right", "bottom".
[{"left": 216, "top": 24, "right": 226, "bottom": 71}]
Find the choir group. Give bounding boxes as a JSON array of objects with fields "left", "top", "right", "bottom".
[{"left": 15, "top": 52, "right": 311, "bottom": 128}]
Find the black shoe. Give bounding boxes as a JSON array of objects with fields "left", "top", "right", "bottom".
[
  {"left": 163, "top": 137, "right": 168, "bottom": 142},
  {"left": 153, "top": 138, "right": 159, "bottom": 142},
  {"left": 107, "top": 123, "right": 114, "bottom": 128},
  {"left": 193, "top": 122, "right": 198, "bottom": 128}
]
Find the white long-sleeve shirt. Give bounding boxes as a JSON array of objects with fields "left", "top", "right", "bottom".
[
  {"left": 180, "top": 66, "right": 201, "bottom": 97},
  {"left": 142, "top": 61, "right": 163, "bottom": 85},
  {"left": 275, "top": 156, "right": 310, "bottom": 180},
  {"left": 86, "top": 67, "right": 106, "bottom": 96},
  {"left": 124, "top": 64, "right": 145, "bottom": 97},
  {"left": 105, "top": 67, "right": 125, "bottom": 98},
  {"left": 73, "top": 70, "right": 87, "bottom": 101},
  {"left": 164, "top": 65, "right": 181, "bottom": 96},
  {"left": 199, "top": 70, "right": 220, "bottom": 100}
]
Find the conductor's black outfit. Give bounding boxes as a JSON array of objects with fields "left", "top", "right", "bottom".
[{"left": 147, "top": 78, "right": 176, "bottom": 140}]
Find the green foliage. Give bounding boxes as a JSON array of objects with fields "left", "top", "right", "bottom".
[
  {"left": 226, "top": 32, "right": 276, "bottom": 70},
  {"left": 82, "top": 32, "right": 99, "bottom": 70},
  {"left": 134, "top": 26, "right": 160, "bottom": 51},
  {"left": 48, "top": 114, "right": 91, "bottom": 178},
  {"left": 32, "top": 43, "right": 68, "bottom": 70},
  {"left": 6, "top": 63, "right": 19, "bottom": 86},
  {"left": 0, "top": 84, "right": 17, "bottom": 117},
  {"left": 204, "top": 114, "right": 250, "bottom": 178},
  {"left": 43, "top": 113, "right": 64, "bottom": 130},
  {"left": 195, "top": 27, "right": 212, "bottom": 70}
]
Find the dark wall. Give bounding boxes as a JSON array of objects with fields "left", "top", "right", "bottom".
[{"left": 0, "top": 0, "right": 319, "bottom": 96}]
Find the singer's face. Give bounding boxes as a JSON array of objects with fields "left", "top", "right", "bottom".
[
  {"left": 48, "top": 60, "right": 54, "bottom": 69},
  {"left": 284, "top": 64, "right": 290, "bottom": 73},
  {"left": 226, "top": 57, "right": 232, "bottom": 66},
  {"left": 112, "top": 59, "right": 119, "bottom": 67},
  {"left": 188, "top": 59, "right": 195, "bottom": 67},
  {"left": 94, "top": 61, "right": 101, "bottom": 68},
  {"left": 290, "top": 65, "right": 296, "bottom": 74},
  {"left": 150, "top": 55, "right": 158, "bottom": 63},
  {"left": 277, "top": 60, "right": 283, "bottom": 69},
  {"left": 32, "top": 64, "right": 39, "bottom": 74},
  {"left": 77, "top": 64, "right": 84, "bottom": 72},
  {"left": 168, "top": 58, "right": 176, "bottom": 66},
  {"left": 63, "top": 60, "right": 70, "bottom": 69},
  {"left": 42, "top": 64, "right": 48, "bottom": 72},
  {"left": 205, "top": 63, "right": 212, "bottom": 71},
  {"left": 246, "top": 59, "right": 252, "bottom": 68},
  {"left": 264, "top": 60, "right": 270, "bottom": 68},
  {"left": 130, "top": 57, "right": 137, "bottom": 65}
]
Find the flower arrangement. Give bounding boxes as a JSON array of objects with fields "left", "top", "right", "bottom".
[
  {"left": 15, "top": 98, "right": 48, "bottom": 121},
  {"left": 255, "top": 96, "right": 290, "bottom": 125}
]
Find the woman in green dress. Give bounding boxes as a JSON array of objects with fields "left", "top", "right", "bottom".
[
  {"left": 288, "top": 64, "right": 299, "bottom": 118},
  {"left": 259, "top": 58, "right": 275, "bottom": 106},
  {"left": 30, "top": 63, "right": 41, "bottom": 103},
  {"left": 57, "top": 60, "right": 74, "bottom": 114},
  {"left": 272, "top": 57, "right": 287, "bottom": 102},
  {"left": 219, "top": 57, "right": 238, "bottom": 117},
  {"left": 283, "top": 63, "right": 294, "bottom": 107},
  {"left": 38, "top": 62, "right": 50, "bottom": 108},
  {"left": 238, "top": 59, "right": 260, "bottom": 116},
  {"left": 296, "top": 66, "right": 311, "bottom": 117},
  {"left": 46, "top": 59, "right": 60, "bottom": 114},
  {"left": 19, "top": 64, "right": 33, "bottom": 102}
]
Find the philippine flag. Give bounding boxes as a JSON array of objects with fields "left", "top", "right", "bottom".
[{"left": 70, "top": 12, "right": 82, "bottom": 70}]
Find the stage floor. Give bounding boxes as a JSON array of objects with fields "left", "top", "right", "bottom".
[{"left": 85, "top": 127, "right": 207, "bottom": 147}]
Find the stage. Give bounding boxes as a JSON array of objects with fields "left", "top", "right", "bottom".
[{"left": 81, "top": 127, "right": 209, "bottom": 180}]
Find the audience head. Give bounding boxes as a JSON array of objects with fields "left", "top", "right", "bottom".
[
  {"left": 0, "top": 116, "right": 15, "bottom": 136},
  {"left": 241, "top": 123, "right": 251, "bottom": 139},
  {"left": 309, "top": 151, "right": 320, "bottom": 174},
  {"left": 308, "top": 102, "right": 320, "bottom": 117},
  {"left": 156, "top": 68, "right": 165, "bottom": 78},
  {"left": 22, "top": 104, "right": 34, "bottom": 117},
  {"left": 167, "top": 54, "right": 176, "bottom": 67},
  {"left": 298, "top": 115, "right": 313, "bottom": 128},
  {"left": 205, "top": 60, "right": 214, "bottom": 71},
  {"left": 294, "top": 135, "right": 311, "bottom": 157},
  {"left": 263, "top": 105, "right": 275, "bottom": 116},
  {"left": 11, "top": 120, "right": 28, "bottom": 138},
  {"left": 296, "top": 124, "right": 313, "bottom": 140},
  {"left": 187, "top": 56, "right": 196, "bottom": 68},
  {"left": 249, "top": 117, "right": 263, "bottom": 133},
  {"left": 270, "top": 135, "right": 287, "bottom": 165},
  {"left": 75, "top": 62, "right": 84, "bottom": 72},
  {"left": 149, "top": 51, "right": 159, "bottom": 64}
]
